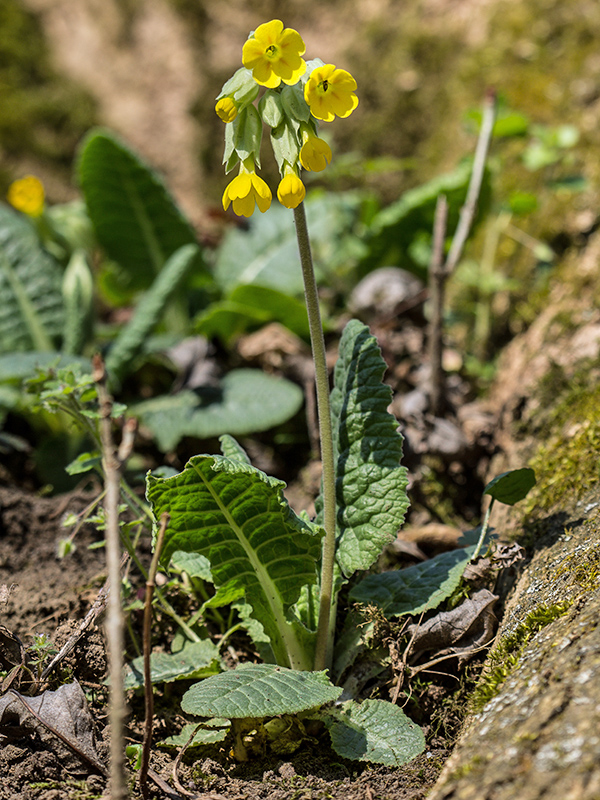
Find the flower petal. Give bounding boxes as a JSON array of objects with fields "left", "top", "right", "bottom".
[{"left": 254, "top": 19, "right": 284, "bottom": 46}]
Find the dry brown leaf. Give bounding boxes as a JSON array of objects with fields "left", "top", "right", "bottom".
[
  {"left": 0, "top": 681, "right": 106, "bottom": 776},
  {"left": 407, "top": 588, "right": 498, "bottom": 665}
]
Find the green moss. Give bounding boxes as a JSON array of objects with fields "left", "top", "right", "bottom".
[
  {"left": 446, "top": 754, "right": 485, "bottom": 782},
  {"left": 556, "top": 546, "right": 600, "bottom": 592},
  {"left": 526, "top": 377, "right": 600, "bottom": 514},
  {"left": 470, "top": 601, "right": 571, "bottom": 712}
]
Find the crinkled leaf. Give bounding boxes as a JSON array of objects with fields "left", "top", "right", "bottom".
[
  {"left": 319, "top": 320, "right": 409, "bottom": 576},
  {"left": 484, "top": 468, "right": 536, "bottom": 505},
  {"left": 132, "top": 369, "right": 304, "bottom": 451},
  {"left": 349, "top": 545, "right": 476, "bottom": 617},
  {"left": 157, "top": 721, "right": 229, "bottom": 750},
  {"left": 0, "top": 204, "right": 64, "bottom": 353},
  {"left": 181, "top": 663, "right": 342, "bottom": 718},
  {"left": 219, "top": 434, "right": 251, "bottom": 464},
  {"left": 123, "top": 640, "right": 221, "bottom": 690},
  {"left": 170, "top": 550, "right": 212, "bottom": 581},
  {"left": 322, "top": 699, "right": 425, "bottom": 765},
  {"left": 78, "top": 129, "right": 201, "bottom": 289},
  {"left": 146, "top": 454, "right": 322, "bottom": 669}
]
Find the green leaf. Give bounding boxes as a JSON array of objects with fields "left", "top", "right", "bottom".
[
  {"left": 321, "top": 320, "right": 409, "bottom": 576},
  {"left": 78, "top": 128, "right": 201, "bottom": 289},
  {"left": 349, "top": 545, "right": 476, "bottom": 617},
  {"left": 484, "top": 468, "right": 536, "bottom": 505},
  {"left": 170, "top": 550, "right": 212, "bottom": 581},
  {"left": 322, "top": 699, "right": 425, "bottom": 765},
  {"left": 214, "top": 193, "right": 362, "bottom": 295},
  {"left": 181, "top": 663, "right": 342, "bottom": 718},
  {"left": 157, "top": 722, "right": 229, "bottom": 750},
  {"left": 219, "top": 434, "right": 251, "bottom": 464},
  {"left": 65, "top": 451, "right": 101, "bottom": 476},
  {"left": 194, "top": 284, "right": 311, "bottom": 343},
  {"left": 104, "top": 244, "right": 200, "bottom": 382},
  {"left": 146, "top": 454, "right": 322, "bottom": 669},
  {"left": 0, "top": 204, "right": 64, "bottom": 353},
  {"left": 365, "top": 162, "right": 489, "bottom": 279},
  {"left": 0, "top": 353, "right": 90, "bottom": 382},
  {"left": 132, "top": 369, "right": 304, "bottom": 451},
  {"left": 123, "top": 640, "right": 221, "bottom": 689}
]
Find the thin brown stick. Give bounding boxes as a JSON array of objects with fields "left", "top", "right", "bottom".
[
  {"left": 427, "top": 90, "right": 497, "bottom": 415},
  {"left": 40, "top": 569, "right": 112, "bottom": 682},
  {"left": 139, "top": 512, "right": 170, "bottom": 800},
  {"left": 93, "top": 353, "right": 134, "bottom": 800},
  {"left": 444, "top": 89, "right": 497, "bottom": 276},
  {"left": 427, "top": 194, "right": 449, "bottom": 416}
]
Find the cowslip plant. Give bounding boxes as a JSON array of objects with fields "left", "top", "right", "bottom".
[
  {"left": 145, "top": 22, "right": 535, "bottom": 767},
  {"left": 145, "top": 20, "right": 422, "bottom": 767}
]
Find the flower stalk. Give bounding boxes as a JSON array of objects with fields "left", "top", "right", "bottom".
[{"left": 293, "top": 203, "right": 336, "bottom": 671}]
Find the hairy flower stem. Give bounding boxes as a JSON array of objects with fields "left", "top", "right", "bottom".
[{"left": 293, "top": 203, "right": 336, "bottom": 672}]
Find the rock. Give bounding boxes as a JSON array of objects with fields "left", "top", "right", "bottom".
[
  {"left": 428, "top": 490, "right": 600, "bottom": 800},
  {"left": 348, "top": 267, "right": 424, "bottom": 319}
]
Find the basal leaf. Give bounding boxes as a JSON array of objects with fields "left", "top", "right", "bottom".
[
  {"left": 194, "top": 283, "right": 311, "bottom": 343},
  {"left": 146, "top": 454, "right": 322, "bottom": 669},
  {"left": 157, "top": 721, "right": 229, "bottom": 750},
  {"left": 132, "top": 369, "right": 304, "bottom": 451},
  {"left": 78, "top": 129, "right": 201, "bottom": 289},
  {"left": 181, "top": 663, "right": 342, "bottom": 718},
  {"left": 123, "top": 640, "right": 221, "bottom": 690},
  {"left": 320, "top": 320, "right": 409, "bottom": 576},
  {"left": 349, "top": 545, "right": 476, "bottom": 617},
  {"left": 484, "top": 468, "right": 536, "bottom": 505},
  {"left": 323, "top": 699, "right": 425, "bottom": 765},
  {"left": 219, "top": 434, "right": 251, "bottom": 464},
  {"left": 0, "top": 204, "right": 64, "bottom": 353},
  {"left": 170, "top": 550, "right": 212, "bottom": 581},
  {"left": 105, "top": 243, "right": 200, "bottom": 382},
  {"left": 214, "top": 193, "right": 362, "bottom": 295}
]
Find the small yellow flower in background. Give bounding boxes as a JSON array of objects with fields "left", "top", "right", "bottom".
[
  {"left": 215, "top": 97, "right": 238, "bottom": 123},
  {"left": 299, "top": 132, "right": 332, "bottom": 172},
  {"left": 7, "top": 175, "right": 45, "bottom": 217},
  {"left": 242, "top": 19, "right": 306, "bottom": 89},
  {"left": 222, "top": 163, "right": 272, "bottom": 217},
  {"left": 304, "top": 64, "right": 358, "bottom": 122},
  {"left": 277, "top": 168, "right": 306, "bottom": 209}
]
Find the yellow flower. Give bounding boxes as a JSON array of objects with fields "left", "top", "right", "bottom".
[
  {"left": 299, "top": 133, "right": 332, "bottom": 172},
  {"left": 304, "top": 64, "right": 358, "bottom": 122},
  {"left": 7, "top": 175, "right": 45, "bottom": 217},
  {"left": 242, "top": 19, "right": 306, "bottom": 89},
  {"left": 222, "top": 165, "right": 272, "bottom": 217},
  {"left": 277, "top": 169, "right": 306, "bottom": 209},
  {"left": 215, "top": 97, "right": 238, "bottom": 123}
]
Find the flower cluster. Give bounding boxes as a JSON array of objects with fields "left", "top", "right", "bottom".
[{"left": 215, "top": 20, "right": 358, "bottom": 216}]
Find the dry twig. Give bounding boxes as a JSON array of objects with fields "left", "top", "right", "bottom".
[
  {"left": 93, "top": 353, "right": 137, "bottom": 800},
  {"left": 139, "top": 511, "right": 170, "bottom": 799},
  {"left": 427, "top": 90, "right": 497, "bottom": 415}
]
